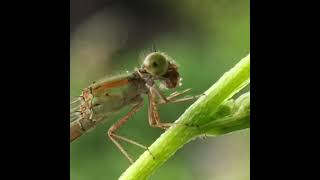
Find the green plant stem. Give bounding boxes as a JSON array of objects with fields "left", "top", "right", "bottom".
[
  {"left": 199, "top": 92, "right": 250, "bottom": 136},
  {"left": 119, "top": 54, "right": 250, "bottom": 180}
]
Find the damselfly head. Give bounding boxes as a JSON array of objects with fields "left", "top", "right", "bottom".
[
  {"left": 142, "top": 52, "right": 169, "bottom": 76},
  {"left": 142, "top": 52, "right": 181, "bottom": 89}
]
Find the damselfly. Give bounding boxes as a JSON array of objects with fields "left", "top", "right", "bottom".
[{"left": 70, "top": 51, "right": 199, "bottom": 163}]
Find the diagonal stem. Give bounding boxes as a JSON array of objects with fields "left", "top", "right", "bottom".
[{"left": 119, "top": 54, "right": 250, "bottom": 180}]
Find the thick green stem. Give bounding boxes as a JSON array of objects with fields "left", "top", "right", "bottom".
[
  {"left": 199, "top": 92, "right": 250, "bottom": 136},
  {"left": 119, "top": 54, "right": 250, "bottom": 180}
]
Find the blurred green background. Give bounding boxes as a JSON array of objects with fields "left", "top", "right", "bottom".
[{"left": 70, "top": 0, "right": 249, "bottom": 179}]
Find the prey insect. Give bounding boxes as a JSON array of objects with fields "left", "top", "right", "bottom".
[{"left": 70, "top": 51, "right": 199, "bottom": 164}]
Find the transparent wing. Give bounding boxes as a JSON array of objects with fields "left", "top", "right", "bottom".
[{"left": 70, "top": 96, "right": 82, "bottom": 123}]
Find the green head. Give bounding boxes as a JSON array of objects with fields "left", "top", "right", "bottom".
[
  {"left": 142, "top": 52, "right": 181, "bottom": 89},
  {"left": 142, "top": 52, "right": 169, "bottom": 76}
]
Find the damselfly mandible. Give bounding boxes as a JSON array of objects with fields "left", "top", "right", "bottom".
[{"left": 70, "top": 51, "right": 199, "bottom": 163}]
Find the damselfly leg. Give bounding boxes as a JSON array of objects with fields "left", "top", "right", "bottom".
[
  {"left": 148, "top": 92, "right": 172, "bottom": 129},
  {"left": 147, "top": 85, "right": 202, "bottom": 129},
  {"left": 148, "top": 85, "right": 200, "bottom": 105},
  {"left": 107, "top": 100, "right": 154, "bottom": 164}
]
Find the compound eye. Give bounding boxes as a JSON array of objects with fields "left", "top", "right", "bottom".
[{"left": 143, "top": 52, "right": 169, "bottom": 76}]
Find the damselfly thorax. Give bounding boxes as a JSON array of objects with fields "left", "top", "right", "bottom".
[{"left": 70, "top": 51, "right": 199, "bottom": 163}]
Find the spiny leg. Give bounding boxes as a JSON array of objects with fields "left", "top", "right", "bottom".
[
  {"left": 107, "top": 100, "right": 153, "bottom": 164},
  {"left": 148, "top": 85, "right": 201, "bottom": 128},
  {"left": 166, "top": 88, "right": 192, "bottom": 100},
  {"left": 148, "top": 85, "right": 201, "bottom": 105},
  {"left": 147, "top": 91, "right": 176, "bottom": 130},
  {"left": 111, "top": 134, "right": 155, "bottom": 160},
  {"left": 160, "top": 95, "right": 201, "bottom": 105}
]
